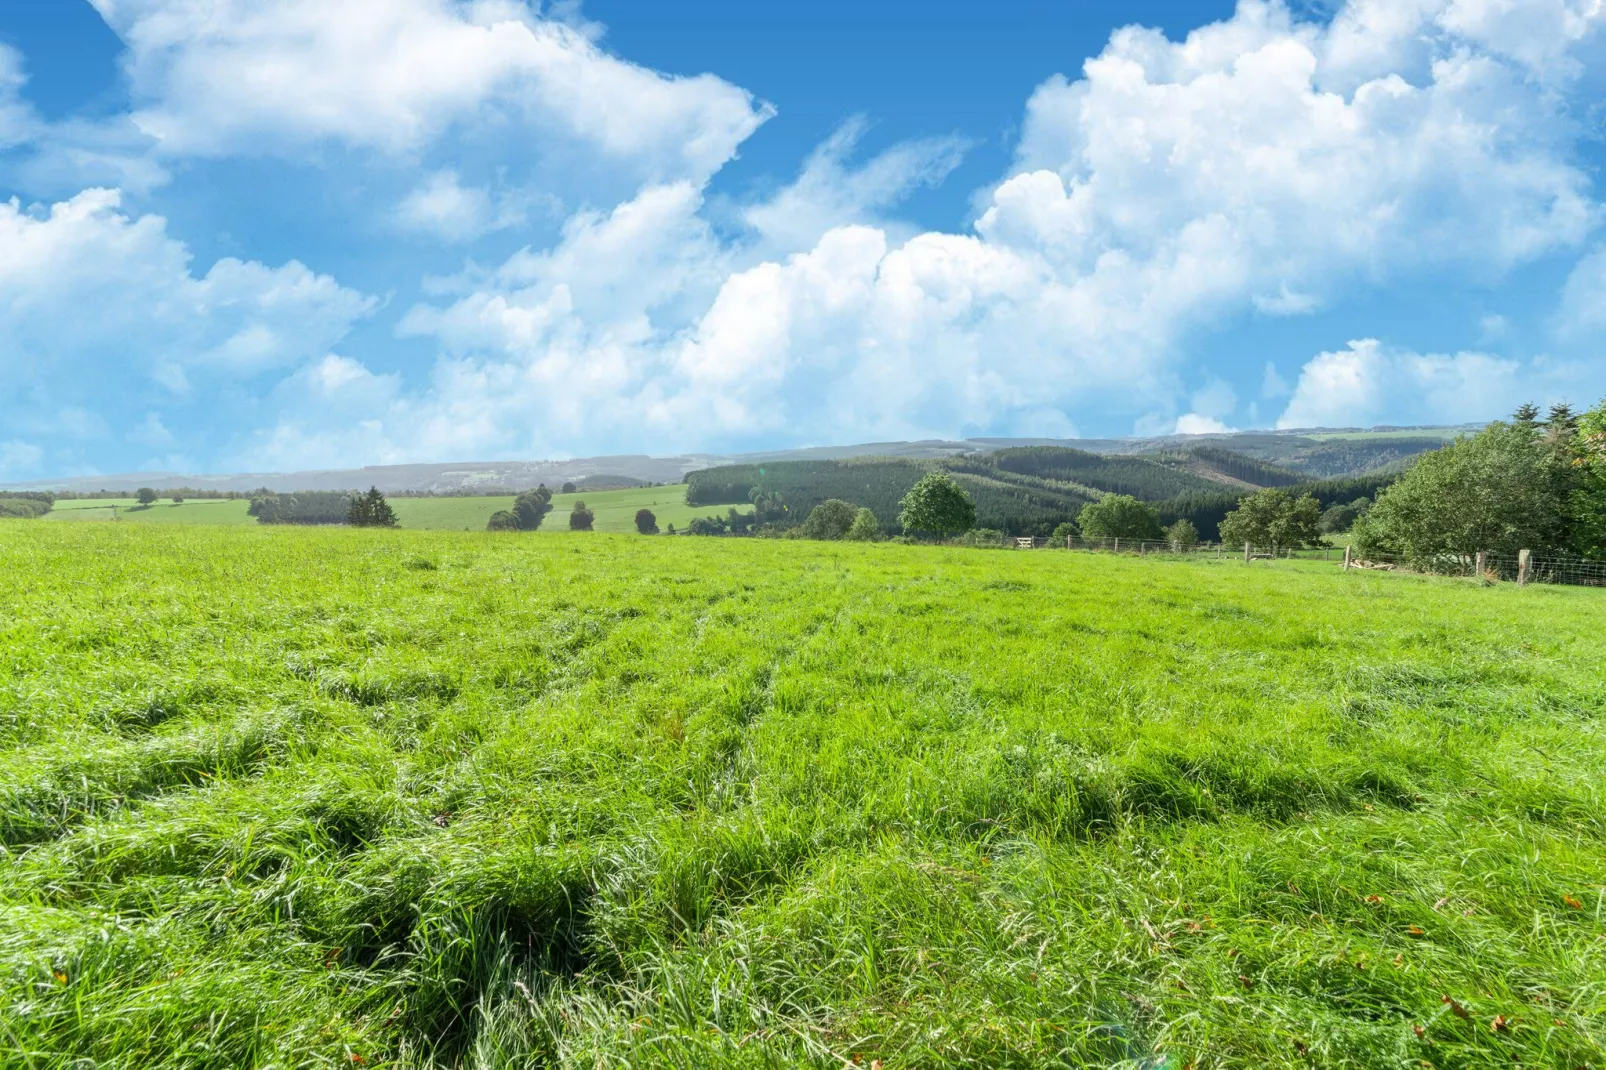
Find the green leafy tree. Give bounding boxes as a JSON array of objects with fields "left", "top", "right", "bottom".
[
  {"left": 135, "top": 487, "right": 158, "bottom": 506},
  {"left": 749, "top": 488, "right": 789, "bottom": 527},
  {"left": 511, "top": 486, "right": 553, "bottom": 531},
  {"left": 898, "top": 472, "right": 975, "bottom": 538},
  {"left": 348, "top": 487, "right": 399, "bottom": 528},
  {"left": 635, "top": 508, "right": 659, "bottom": 534},
  {"left": 845, "top": 507, "right": 879, "bottom": 541},
  {"left": 1077, "top": 494, "right": 1162, "bottom": 540},
  {"left": 1219, "top": 489, "right": 1320, "bottom": 552},
  {"left": 801, "top": 499, "right": 859, "bottom": 540},
  {"left": 1352, "top": 417, "right": 1576, "bottom": 562},
  {"left": 1051, "top": 521, "right": 1078, "bottom": 542},
  {"left": 569, "top": 500, "right": 595, "bottom": 531},
  {"left": 1567, "top": 398, "right": 1606, "bottom": 558},
  {"left": 1165, "top": 518, "right": 1200, "bottom": 551},
  {"left": 1319, "top": 498, "right": 1370, "bottom": 534},
  {"left": 486, "top": 510, "right": 519, "bottom": 531},
  {"left": 171, "top": 496, "right": 184, "bottom": 505},
  {"left": 561, "top": 482, "right": 576, "bottom": 494}
]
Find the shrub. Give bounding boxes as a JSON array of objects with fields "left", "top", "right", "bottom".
[
  {"left": 570, "top": 501, "right": 595, "bottom": 531},
  {"left": 635, "top": 508, "right": 659, "bottom": 534},
  {"left": 898, "top": 473, "right": 975, "bottom": 538},
  {"left": 0, "top": 499, "right": 50, "bottom": 519},
  {"left": 955, "top": 528, "right": 1007, "bottom": 548},
  {"left": 561, "top": 482, "right": 576, "bottom": 493},
  {"left": 801, "top": 499, "right": 859, "bottom": 540},
  {"left": 1052, "top": 521, "right": 1077, "bottom": 541},
  {"left": 1077, "top": 495, "right": 1162, "bottom": 540},
  {"left": 846, "top": 507, "right": 879, "bottom": 541},
  {"left": 1166, "top": 518, "right": 1200, "bottom": 551},
  {"left": 486, "top": 510, "right": 519, "bottom": 531}
]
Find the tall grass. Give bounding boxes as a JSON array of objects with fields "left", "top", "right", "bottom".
[{"left": 0, "top": 523, "right": 1602, "bottom": 1067}]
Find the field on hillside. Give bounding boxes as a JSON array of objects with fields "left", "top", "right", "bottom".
[
  {"left": 1, "top": 524, "right": 1602, "bottom": 1068},
  {"left": 39, "top": 486, "right": 737, "bottom": 533}
]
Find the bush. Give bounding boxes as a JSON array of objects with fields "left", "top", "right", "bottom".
[
  {"left": 570, "top": 501, "right": 595, "bottom": 531},
  {"left": 635, "top": 508, "right": 659, "bottom": 534},
  {"left": 486, "top": 510, "right": 519, "bottom": 531},
  {"left": 0, "top": 498, "right": 50, "bottom": 519},
  {"left": 1052, "top": 521, "right": 1077, "bottom": 541},
  {"left": 801, "top": 499, "right": 859, "bottom": 540},
  {"left": 347, "top": 487, "right": 399, "bottom": 528},
  {"left": 561, "top": 482, "right": 576, "bottom": 494},
  {"left": 846, "top": 507, "right": 879, "bottom": 541},
  {"left": 955, "top": 528, "right": 1007, "bottom": 548},
  {"left": 898, "top": 473, "right": 975, "bottom": 538},
  {"left": 1077, "top": 495, "right": 1162, "bottom": 540},
  {"left": 1166, "top": 518, "right": 1200, "bottom": 551}
]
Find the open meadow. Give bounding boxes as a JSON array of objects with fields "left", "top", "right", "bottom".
[
  {"left": 0, "top": 524, "right": 1602, "bottom": 1068},
  {"left": 39, "top": 486, "right": 739, "bottom": 533}
]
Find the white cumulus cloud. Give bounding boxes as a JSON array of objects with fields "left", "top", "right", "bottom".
[
  {"left": 0, "top": 189, "right": 376, "bottom": 470},
  {"left": 91, "top": 0, "right": 772, "bottom": 186},
  {"left": 1273, "top": 338, "right": 1584, "bottom": 428}
]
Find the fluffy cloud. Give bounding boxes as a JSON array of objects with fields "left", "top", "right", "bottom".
[
  {"left": 741, "top": 118, "right": 969, "bottom": 255},
  {"left": 223, "top": 0, "right": 1606, "bottom": 468},
  {"left": 0, "top": 189, "right": 374, "bottom": 474},
  {"left": 393, "top": 169, "right": 539, "bottom": 242},
  {"left": 91, "top": 0, "right": 771, "bottom": 185},
  {"left": 0, "top": 45, "right": 40, "bottom": 151},
  {"left": 1556, "top": 246, "right": 1606, "bottom": 340},
  {"left": 1273, "top": 337, "right": 1588, "bottom": 428},
  {"left": 7, "top": 0, "right": 1606, "bottom": 476}
]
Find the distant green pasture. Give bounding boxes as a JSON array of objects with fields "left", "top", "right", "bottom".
[{"left": 39, "top": 485, "right": 746, "bottom": 532}]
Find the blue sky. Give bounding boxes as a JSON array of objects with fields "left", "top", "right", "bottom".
[{"left": 1, "top": 0, "right": 1603, "bottom": 479}]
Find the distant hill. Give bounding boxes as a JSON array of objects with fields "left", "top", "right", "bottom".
[
  {"left": 2, "top": 425, "right": 1473, "bottom": 495},
  {"left": 686, "top": 438, "right": 1422, "bottom": 538}
]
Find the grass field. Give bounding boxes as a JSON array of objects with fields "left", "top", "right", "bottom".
[
  {"left": 39, "top": 486, "right": 740, "bottom": 533},
  {"left": 1, "top": 524, "right": 1602, "bottom": 1068}
]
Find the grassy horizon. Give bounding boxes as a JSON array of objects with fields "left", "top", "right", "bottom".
[
  {"left": 1, "top": 523, "right": 1602, "bottom": 1067},
  {"left": 40, "top": 485, "right": 746, "bottom": 533}
]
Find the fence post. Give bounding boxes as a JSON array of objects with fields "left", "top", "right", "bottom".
[
  {"left": 1243, "top": 541, "right": 1251, "bottom": 564},
  {"left": 1114, "top": 538, "right": 1119, "bottom": 554},
  {"left": 1343, "top": 545, "right": 1351, "bottom": 571},
  {"left": 1518, "top": 549, "right": 1531, "bottom": 586},
  {"left": 1474, "top": 551, "right": 1485, "bottom": 580}
]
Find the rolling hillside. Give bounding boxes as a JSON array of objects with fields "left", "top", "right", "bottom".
[{"left": 687, "top": 443, "right": 1412, "bottom": 539}]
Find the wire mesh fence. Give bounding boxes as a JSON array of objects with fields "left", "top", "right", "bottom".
[{"left": 974, "top": 533, "right": 1606, "bottom": 589}]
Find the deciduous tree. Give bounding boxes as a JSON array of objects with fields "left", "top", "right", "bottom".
[
  {"left": 1076, "top": 494, "right": 1161, "bottom": 540},
  {"left": 898, "top": 473, "right": 975, "bottom": 538}
]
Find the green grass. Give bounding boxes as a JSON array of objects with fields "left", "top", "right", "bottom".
[
  {"left": 44, "top": 498, "right": 256, "bottom": 525},
  {"left": 40, "top": 486, "right": 738, "bottom": 533},
  {"left": 0, "top": 524, "right": 1602, "bottom": 1068}
]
